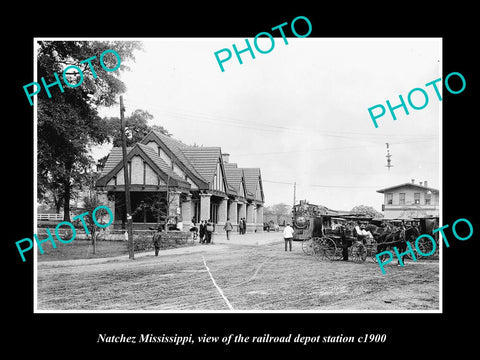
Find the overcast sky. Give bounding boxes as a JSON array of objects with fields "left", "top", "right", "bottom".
[{"left": 95, "top": 38, "right": 441, "bottom": 211}]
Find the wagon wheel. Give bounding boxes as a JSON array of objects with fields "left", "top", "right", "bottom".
[
  {"left": 412, "top": 237, "right": 434, "bottom": 260},
  {"left": 316, "top": 237, "right": 337, "bottom": 261},
  {"left": 302, "top": 238, "right": 314, "bottom": 255},
  {"left": 368, "top": 242, "right": 378, "bottom": 262},
  {"left": 310, "top": 237, "right": 324, "bottom": 259},
  {"left": 352, "top": 242, "right": 367, "bottom": 263},
  {"left": 331, "top": 237, "right": 344, "bottom": 261},
  {"left": 403, "top": 240, "right": 423, "bottom": 260},
  {"left": 311, "top": 238, "right": 325, "bottom": 260}
]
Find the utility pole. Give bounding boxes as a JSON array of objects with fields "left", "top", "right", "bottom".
[
  {"left": 293, "top": 181, "right": 296, "bottom": 207},
  {"left": 385, "top": 142, "right": 393, "bottom": 171},
  {"left": 292, "top": 181, "right": 297, "bottom": 223},
  {"left": 120, "top": 96, "right": 134, "bottom": 259}
]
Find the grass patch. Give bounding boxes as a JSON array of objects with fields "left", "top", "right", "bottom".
[
  {"left": 36, "top": 231, "right": 194, "bottom": 262},
  {"left": 37, "top": 239, "right": 135, "bottom": 262}
]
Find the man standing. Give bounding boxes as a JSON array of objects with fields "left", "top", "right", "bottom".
[
  {"left": 239, "top": 217, "right": 244, "bottom": 235},
  {"left": 199, "top": 220, "right": 206, "bottom": 244},
  {"left": 283, "top": 223, "right": 294, "bottom": 251},
  {"left": 152, "top": 229, "right": 162, "bottom": 256},
  {"left": 224, "top": 218, "right": 233, "bottom": 240},
  {"left": 206, "top": 219, "right": 215, "bottom": 244}
]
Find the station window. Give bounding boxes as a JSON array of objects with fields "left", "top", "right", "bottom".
[
  {"left": 386, "top": 193, "right": 393, "bottom": 205},
  {"left": 414, "top": 193, "right": 420, "bottom": 204},
  {"left": 425, "top": 192, "right": 431, "bottom": 205}
]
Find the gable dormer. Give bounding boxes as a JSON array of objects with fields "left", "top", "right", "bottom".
[
  {"left": 140, "top": 130, "right": 208, "bottom": 190},
  {"left": 96, "top": 143, "right": 191, "bottom": 191},
  {"left": 211, "top": 156, "right": 228, "bottom": 193},
  {"left": 239, "top": 177, "right": 247, "bottom": 199},
  {"left": 255, "top": 175, "right": 265, "bottom": 203}
]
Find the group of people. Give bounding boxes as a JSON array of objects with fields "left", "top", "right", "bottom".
[
  {"left": 189, "top": 217, "right": 240, "bottom": 242},
  {"left": 189, "top": 219, "right": 215, "bottom": 244},
  {"left": 338, "top": 221, "right": 375, "bottom": 261},
  {"left": 282, "top": 221, "right": 377, "bottom": 256},
  {"left": 238, "top": 217, "right": 247, "bottom": 234}
]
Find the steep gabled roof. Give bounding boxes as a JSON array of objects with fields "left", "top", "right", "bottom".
[
  {"left": 227, "top": 183, "right": 237, "bottom": 195},
  {"left": 99, "top": 146, "right": 132, "bottom": 178},
  {"left": 181, "top": 147, "right": 222, "bottom": 184},
  {"left": 224, "top": 163, "right": 243, "bottom": 190},
  {"left": 242, "top": 168, "right": 263, "bottom": 201},
  {"left": 100, "top": 130, "right": 263, "bottom": 200},
  {"left": 96, "top": 143, "right": 190, "bottom": 188},
  {"left": 140, "top": 130, "right": 207, "bottom": 184},
  {"left": 136, "top": 143, "right": 187, "bottom": 184}
]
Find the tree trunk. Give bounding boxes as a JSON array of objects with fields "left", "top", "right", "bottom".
[
  {"left": 63, "top": 162, "right": 72, "bottom": 222},
  {"left": 92, "top": 231, "right": 97, "bottom": 254},
  {"left": 53, "top": 190, "right": 62, "bottom": 214},
  {"left": 63, "top": 180, "right": 71, "bottom": 222}
]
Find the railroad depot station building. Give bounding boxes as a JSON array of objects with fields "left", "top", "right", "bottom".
[
  {"left": 376, "top": 179, "right": 439, "bottom": 219},
  {"left": 96, "top": 130, "right": 265, "bottom": 232}
]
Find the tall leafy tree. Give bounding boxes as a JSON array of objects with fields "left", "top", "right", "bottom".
[
  {"left": 98, "top": 110, "right": 173, "bottom": 171},
  {"left": 264, "top": 203, "right": 292, "bottom": 216},
  {"left": 103, "top": 109, "right": 172, "bottom": 148},
  {"left": 37, "top": 40, "right": 142, "bottom": 222},
  {"left": 350, "top": 205, "right": 383, "bottom": 218}
]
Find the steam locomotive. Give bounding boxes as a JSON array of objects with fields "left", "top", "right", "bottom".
[{"left": 291, "top": 200, "right": 352, "bottom": 241}]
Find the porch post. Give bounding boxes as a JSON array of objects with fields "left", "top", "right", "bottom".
[
  {"left": 256, "top": 204, "right": 264, "bottom": 232},
  {"left": 246, "top": 203, "right": 255, "bottom": 232},
  {"left": 200, "top": 193, "right": 212, "bottom": 221},
  {"left": 229, "top": 199, "right": 238, "bottom": 231},
  {"left": 169, "top": 190, "right": 181, "bottom": 217},
  {"left": 181, "top": 194, "right": 192, "bottom": 228},
  {"left": 217, "top": 196, "right": 228, "bottom": 227},
  {"left": 238, "top": 201, "right": 247, "bottom": 230}
]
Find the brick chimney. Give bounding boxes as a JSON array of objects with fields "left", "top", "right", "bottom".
[
  {"left": 222, "top": 153, "right": 230, "bottom": 164},
  {"left": 424, "top": 180, "right": 428, "bottom": 187},
  {"left": 411, "top": 179, "right": 415, "bottom": 184}
]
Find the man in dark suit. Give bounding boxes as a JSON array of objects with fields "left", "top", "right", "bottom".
[
  {"left": 238, "top": 218, "right": 244, "bottom": 235},
  {"left": 206, "top": 219, "right": 215, "bottom": 243},
  {"left": 199, "top": 220, "right": 206, "bottom": 244},
  {"left": 153, "top": 229, "right": 162, "bottom": 256}
]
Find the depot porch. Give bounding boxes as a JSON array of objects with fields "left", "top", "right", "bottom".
[{"left": 101, "top": 189, "right": 263, "bottom": 232}]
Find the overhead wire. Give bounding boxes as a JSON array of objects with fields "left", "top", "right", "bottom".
[
  {"left": 117, "top": 98, "right": 439, "bottom": 191},
  {"left": 120, "top": 98, "right": 438, "bottom": 144},
  {"left": 262, "top": 179, "right": 380, "bottom": 189}
]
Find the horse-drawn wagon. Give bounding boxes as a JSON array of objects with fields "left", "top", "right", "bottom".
[
  {"left": 293, "top": 201, "right": 434, "bottom": 263},
  {"left": 298, "top": 214, "right": 378, "bottom": 262}
]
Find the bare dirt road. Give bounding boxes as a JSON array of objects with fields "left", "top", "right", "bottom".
[{"left": 36, "top": 232, "right": 439, "bottom": 311}]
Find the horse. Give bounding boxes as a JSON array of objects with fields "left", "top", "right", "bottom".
[
  {"left": 365, "top": 223, "right": 420, "bottom": 265},
  {"left": 364, "top": 223, "right": 389, "bottom": 244}
]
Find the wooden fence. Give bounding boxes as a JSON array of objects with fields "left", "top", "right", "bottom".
[{"left": 37, "top": 213, "right": 64, "bottom": 221}]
